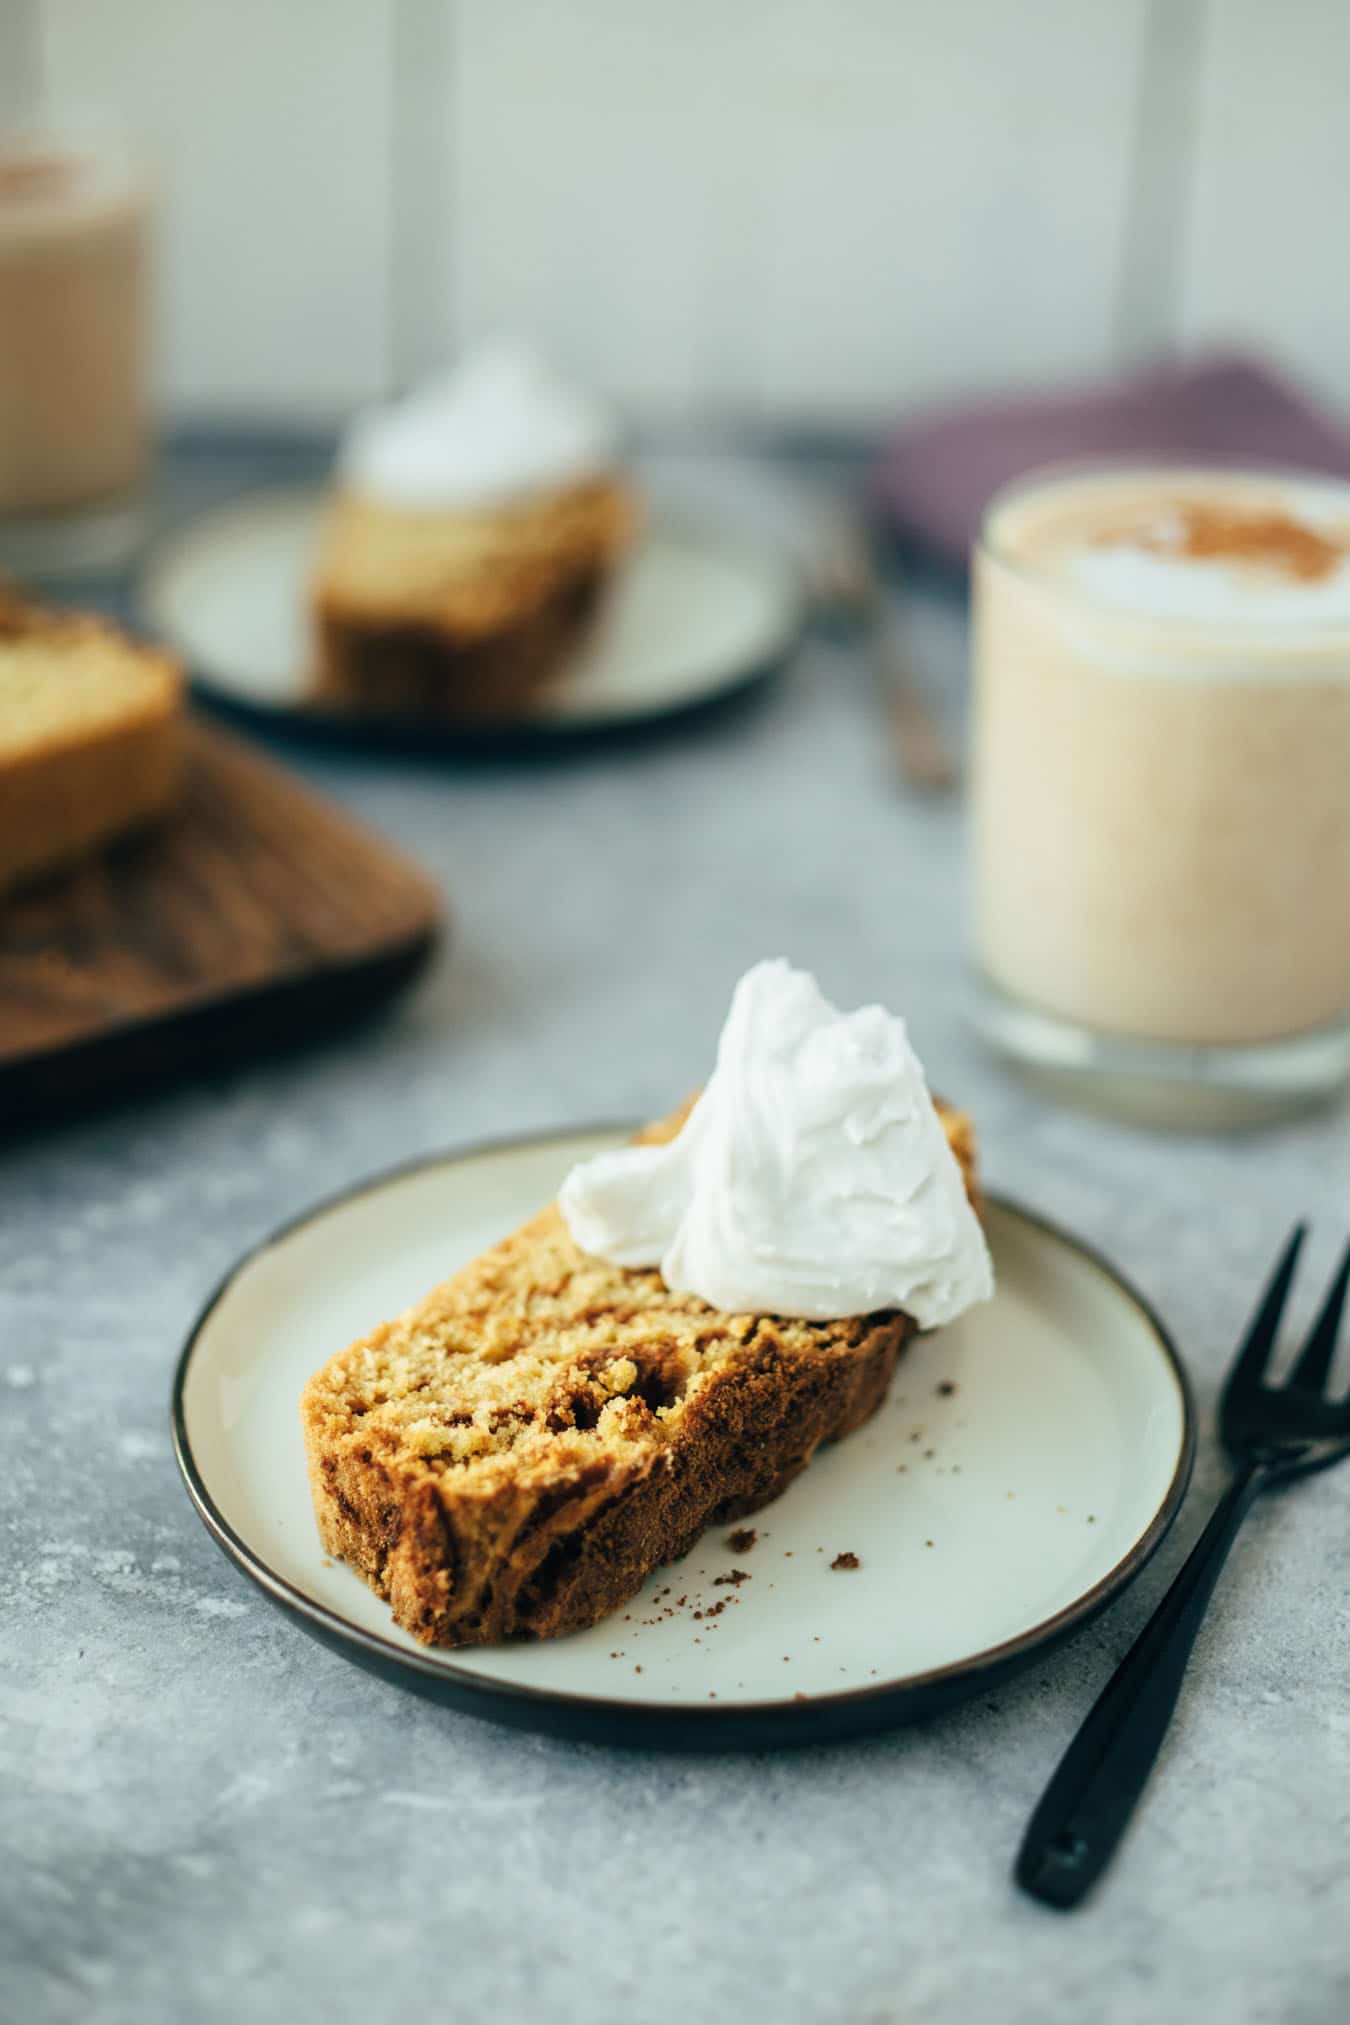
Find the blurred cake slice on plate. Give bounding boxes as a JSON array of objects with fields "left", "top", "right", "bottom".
[{"left": 311, "top": 342, "right": 637, "bottom": 722}]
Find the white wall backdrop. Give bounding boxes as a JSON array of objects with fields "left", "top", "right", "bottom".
[
  {"left": 451, "top": 0, "right": 1150, "bottom": 415},
  {"left": 6, "top": 0, "right": 1347, "bottom": 421},
  {"left": 35, "top": 0, "right": 396, "bottom": 415},
  {"left": 1179, "top": 0, "right": 1350, "bottom": 409}
]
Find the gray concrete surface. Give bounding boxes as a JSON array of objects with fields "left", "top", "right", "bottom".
[{"left": 4, "top": 450, "right": 1349, "bottom": 2025}]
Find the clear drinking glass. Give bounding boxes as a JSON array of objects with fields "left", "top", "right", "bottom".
[
  {"left": 969, "top": 462, "right": 1350, "bottom": 1125},
  {"left": 0, "top": 123, "right": 153, "bottom": 579}
]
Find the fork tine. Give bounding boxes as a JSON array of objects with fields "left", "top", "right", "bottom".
[
  {"left": 1286, "top": 1237, "right": 1350, "bottom": 1395},
  {"left": 1221, "top": 1224, "right": 1307, "bottom": 1407}
]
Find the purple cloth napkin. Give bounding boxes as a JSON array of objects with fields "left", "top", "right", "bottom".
[{"left": 870, "top": 354, "right": 1350, "bottom": 570}]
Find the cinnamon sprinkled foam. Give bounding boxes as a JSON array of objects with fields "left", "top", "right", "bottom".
[{"left": 998, "top": 469, "right": 1350, "bottom": 630}]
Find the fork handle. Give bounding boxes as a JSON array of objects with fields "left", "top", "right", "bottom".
[{"left": 1016, "top": 1461, "right": 1267, "bottom": 1908}]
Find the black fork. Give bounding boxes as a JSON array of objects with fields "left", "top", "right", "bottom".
[{"left": 1016, "top": 1226, "right": 1350, "bottom": 1909}]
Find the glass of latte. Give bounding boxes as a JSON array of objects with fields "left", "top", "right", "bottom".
[
  {"left": 971, "top": 463, "right": 1350, "bottom": 1123},
  {"left": 0, "top": 127, "right": 152, "bottom": 578}
]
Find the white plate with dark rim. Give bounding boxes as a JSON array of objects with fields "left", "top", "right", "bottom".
[
  {"left": 172, "top": 1126, "right": 1195, "bottom": 1748},
  {"left": 138, "top": 487, "right": 804, "bottom": 749}
]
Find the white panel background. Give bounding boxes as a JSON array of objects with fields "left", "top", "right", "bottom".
[
  {"left": 1178, "top": 0, "right": 1350, "bottom": 409},
  {"left": 2, "top": 0, "right": 1346, "bottom": 421},
  {"left": 449, "top": 0, "right": 1150, "bottom": 414},
  {"left": 35, "top": 0, "right": 396, "bottom": 416}
]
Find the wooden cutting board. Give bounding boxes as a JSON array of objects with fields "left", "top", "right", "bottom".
[{"left": 0, "top": 718, "right": 441, "bottom": 1129}]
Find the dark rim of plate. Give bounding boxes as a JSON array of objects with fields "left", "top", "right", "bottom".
[
  {"left": 135, "top": 489, "right": 808, "bottom": 755},
  {"left": 170, "top": 1124, "right": 1198, "bottom": 1746}
]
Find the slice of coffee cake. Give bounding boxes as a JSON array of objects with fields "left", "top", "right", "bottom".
[
  {"left": 301, "top": 1102, "right": 978, "bottom": 1648},
  {"left": 311, "top": 476, "right": 635, "bottom": 720}
]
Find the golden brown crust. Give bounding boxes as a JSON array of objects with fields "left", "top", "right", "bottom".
[
  {"left": 0, "top": 591, "right": 182, "bottom": 894},
  {"left": 310, "top": 475, "right": 637, "bottom": 720},
  {"left": 302, "top": 1100, "right": 979, "bottom": 1648}
]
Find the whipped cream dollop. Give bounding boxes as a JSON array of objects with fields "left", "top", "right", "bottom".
[
  {"left": 560, "top": 960, "right": 993, "bottom": 1325},
  {"left": 338, "top": 340, "right": 620, "bottom": 511}
]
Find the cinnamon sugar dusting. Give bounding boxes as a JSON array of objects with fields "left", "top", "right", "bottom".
[{"left": 1111, "top": 501, "right": 1346, "bottom": 583}]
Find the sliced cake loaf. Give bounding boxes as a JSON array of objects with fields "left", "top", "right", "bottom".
[
  {"left": 0, "top": 591, "right": 182, "bottom": 894},
  {"left": 301, "top": 1101, "right": 978, "bottom": 1648}
]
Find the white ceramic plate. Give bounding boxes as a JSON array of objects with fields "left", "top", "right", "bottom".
[
  {"left": 173, "top": 1128, "right": 1194, "bottom": 1746},
  {"left": 139, "top": 487, "right": 803, "bottom": 742}
]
